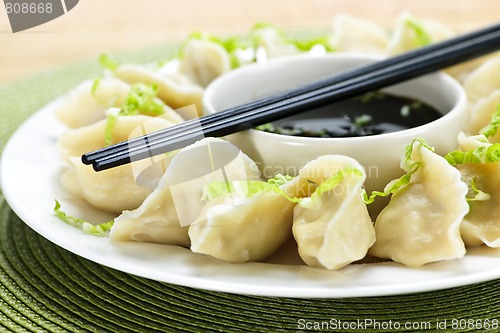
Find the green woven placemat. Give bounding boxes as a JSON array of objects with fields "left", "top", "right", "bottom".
[{"left": 2, "top": 48, "right": 500, "bottom": 333}]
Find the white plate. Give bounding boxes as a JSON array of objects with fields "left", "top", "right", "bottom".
[{"left": 2, "top": 100, "right": 500, "bottom": 298}]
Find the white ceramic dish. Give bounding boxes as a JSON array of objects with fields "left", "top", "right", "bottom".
[{"left": 2, "top": 99, "right": 500, "bottom": 298}]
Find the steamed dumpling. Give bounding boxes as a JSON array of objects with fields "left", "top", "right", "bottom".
[
  {"left": 387, "top": 12, "right": 454, "bottom": 55},
  {"left": 420, "top": 20, "right": 455, "bottom": 43},
  {"left": 62, "top": 156, "right": 164, "bottom": 215},
  {"left": 179, "top": 39, "right": 231, "bottom": 87},
  {"left": 463, "top": 57, "right": 500, "bottom": 104},
  {"left": 252, "top": 25, "right": 299, "bottom": 61},
  {"left": 112, "top": 64, "right": 204, "bottom": 117},
  {"left": 54, "top": 78, "right": 130, "bottom": 128},
  {"left": 111, "top": 138, "right": 261, "bottom": 246},
  {"left": 167, "top": 138, "right": 262, "bottom": 226},
  {"left": 291, "top": 155, "right": 375, "bottom": 270},
  {"left": 59, "top": 114, "right": 176, "bottom": 214},
  {"left": 58, "top": 112, "right": 177, "bottom": 161},
  {"left": 456, "top": 132, "right": 490, "bottom": 152},
  {"left": 329, "top": 14, "right": 389, "bottom": 54},
  {"left": 369, "top": 140, "right": 469, "bottom": 267},
  {"left": 54, "top": 79, "right": 185, "bottom": 129},
  {"left": 188, "top": 176, "right": 296, "bottom": 263},
  {"left": 445, "top": 52, "right": 500, "bottom": 83},
  {"left": 454, "top": 133, "right": 500, "bottom": 247},
  {"left": 110, "top": 166, "right": 189, "bottom": 246},
  {"left": 189, "top": 184, "right": 296, "bottom": 262},
  {"left": 459, "top": 161, "right": 500, "bottom": 247},
  {"left": 188, "top": 143, "right": 299, "bottom": 262},
  {"left": 467, "top": 89, "right": 500, "bottom": 141}
]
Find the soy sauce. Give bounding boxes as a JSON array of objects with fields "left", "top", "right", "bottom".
[{"left": 256, "top": 91, "right": 442, "bottom": 138}]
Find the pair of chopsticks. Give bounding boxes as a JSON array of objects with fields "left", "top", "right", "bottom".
[{"left": 83, "top": 22, "right": 500, "bottom": 172}]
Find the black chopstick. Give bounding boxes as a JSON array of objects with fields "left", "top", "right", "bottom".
[
  {"left": 87, "top": 23, "right": 500, "bottom": 171},
  {"left": 82, "top": 22, "right": 500, "bottom": 166}
]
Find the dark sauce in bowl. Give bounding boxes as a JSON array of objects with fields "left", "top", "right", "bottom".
[{"left": 256, "top": 91, "right": 442, "bottom": 138}]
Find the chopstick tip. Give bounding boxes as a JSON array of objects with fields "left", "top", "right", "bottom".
[{"left": 81, "top": 154, "right": 92, "bottom": 165}]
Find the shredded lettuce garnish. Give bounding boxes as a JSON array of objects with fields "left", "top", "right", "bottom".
[
  {"left": 256, "top": 25, "right": 332, "bottom": 52},
  {"left": 287, "top": 33, "right": 334, "bottom": 52},
  {"left": 99, "top": 54, "right": 119, "bottom": 71},
  {"left": 291, "top": 36, "right": 331, "bottom": 51},
  {"left": 307, "top": 167, "right": 364, "bottom": 205},
  {"left": 121, "top": 83, "right": 164, "bottom": 116},
  {"left": 180, "top": 31, "right": 253, "bottom": 68},
  {"left": 251, "top": 23, "right": 294, "bottom": 49},
  {"left": 363, "top": 138, "right": 433, "bottom": 204},
  {"left": 177, "top": 22, "right": 335, "bottom": 69},
  {"left": 250, "top": 22, "right": 284, "bottom": 42},
  {"left": 446, "top": 108, "right": 500, "bottom": 164},
  {"left": 202, "top": 167, "right": 366, "bottom": 206},
  {"left": 221, "top": 36, "right": 254, "bottom": 68},
  {"left": 480, "top": 106, "right": 500, "bottom": 138},
  {"left": 181, "top": 31, "right": 241, "bottom": 52},
  {"left": 91, "top": 78, "right": 101, "bottom": 97},
  {"left": 255, "top": 23, "right": 326, "bottom": 52},
  {"left": 252, "top": 22, "right": 279, "bottom": 32},
  {"left": 466, "top": 177, "right": 491, "bottom": 202},
  {"left": 103, "top": 83, "right": 165, "bottom": 146},
  {"left": 363, "top": 163, "right": 420, "bottom": 204},
  {"left": 445, "top": 142, "right": 500, "bottom": 165},
  {"left": 267, "top": 174, "right": 294, "bottom": 186},
  {"left": 53, "top": 200, "right": 113, "bottom": 236},
  {"left": 405, "top": 15, "right": 432, "bottom": 46},
  {"left": 201, "top": 174, "right": 300, "bottom": 203},
  {"left": 401, "top": 138, "right": 434, "bottom": 169},
  {"left": 354, "top": 114, "right": 373, "bottom": 129},
  {"left": 443, "top": 110, "right": 500, "bottom": 202},
  {"left": 104, "top": 108, "right": 120, "bottom": 147}
]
